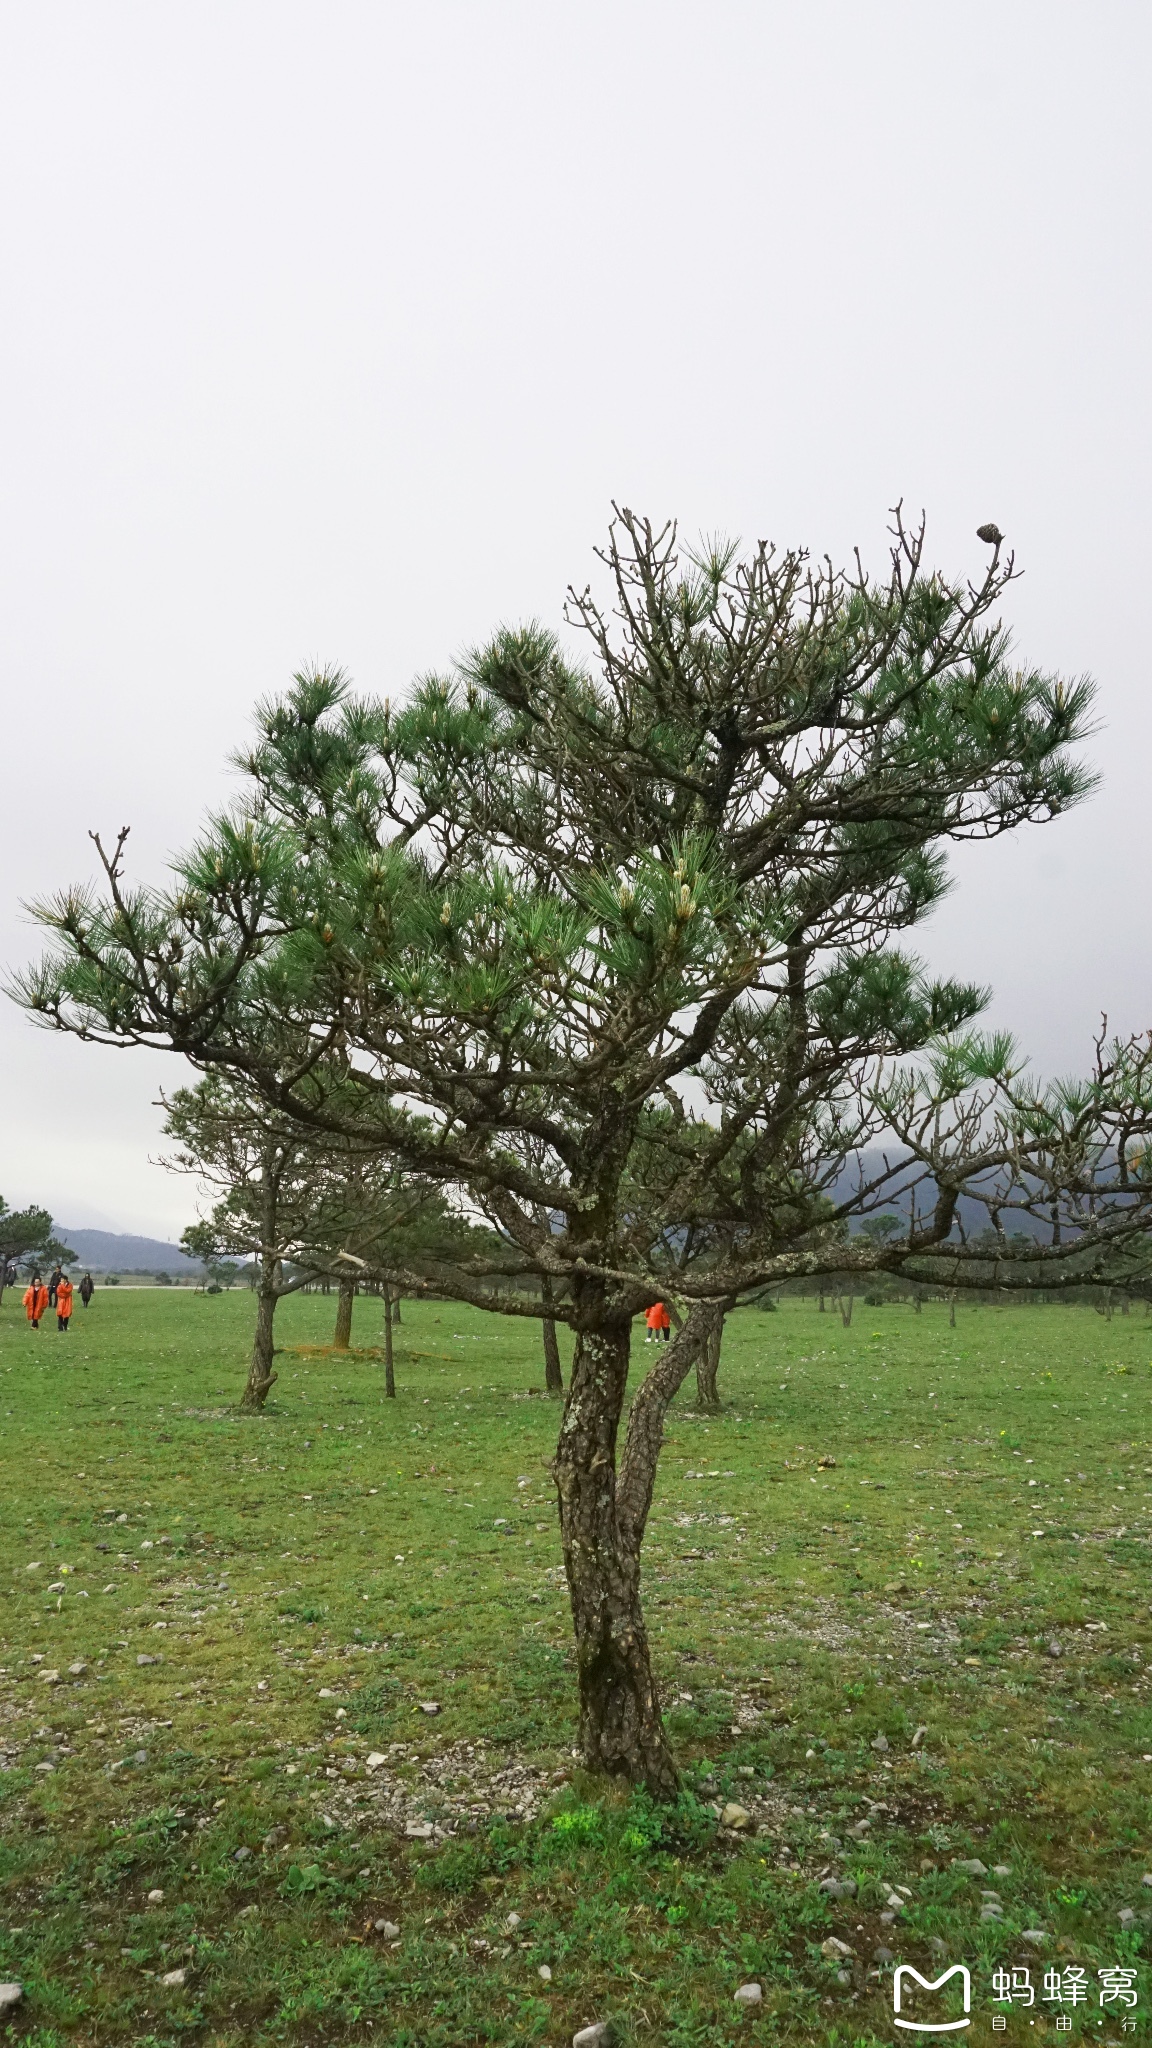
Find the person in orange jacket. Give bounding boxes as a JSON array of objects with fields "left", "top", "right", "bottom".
[
  {"left": 56, "top": 1274, "right": 74, "bottom": 1332},
  {"left": 23, "top": 1274, "right": 49, "bottom": 1329},
  {"left": 644, "top": 1300, "right": 671, "bottom": 1343}
]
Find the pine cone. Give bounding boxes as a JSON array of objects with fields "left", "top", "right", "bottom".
[{"left": 976, "top": 523, "right": 1003, "bottom": 545}]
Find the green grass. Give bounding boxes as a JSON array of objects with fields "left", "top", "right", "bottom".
[{"left": 2, "top": 1287, "right": 1151, "bottom": 2045}]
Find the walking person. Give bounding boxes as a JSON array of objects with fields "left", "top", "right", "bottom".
[
  {"left": 47, "top": 1264, "right": 63, "bottom": 1310},
  {"left": 23, "top": 1274, "right": 49, "bottom": 1329},
  {"left": 644, "top": 1300, "right": 671, "bottom": 1343},
  {"left": 79, "top": 1272, "right": 95, "bottom": 1308},
  {"left": 56, "top": 1273, "right": 74, "bottom": 1333}
]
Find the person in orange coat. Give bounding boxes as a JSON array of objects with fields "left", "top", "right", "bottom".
[
  {"left": 23, "top": 1275, "right": 49, "bottom": 1329},
  {"left": 56, "top": 1275, "right": 74, "bottom": 1332},
  {"left": 644, "top": 1300, "right": 671, "bottom": 1343}
]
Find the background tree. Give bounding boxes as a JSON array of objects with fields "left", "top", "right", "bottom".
[
  {"left": 20, "top": 508, "right": 1152, "bottom": 1797},
  {"left": 165, "top": 1075, "right": 339, "bottom": 1407},
  {"left": 0, "top": 1203, "right": 74, "bottom": 1304},
  {"left": 165, "top": 1070, "right": 493, "bottom": 1405}
]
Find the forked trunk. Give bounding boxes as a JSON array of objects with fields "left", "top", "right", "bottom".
[
  {"left": 242, "top": 1270, "right": 279, "bottom": 1411},
  {"left": 333, "top": 1277, "right": 354, "bottom": 1350},
  {"left": 383, "top": 1288, "right": 396, "bottom": 1398},
  {"left": 541, "top": 1273, "right": 564, "bottom": 1396},
  {"left": 839, "top": 1292, "right": 854, "bottom": 1328},
  {"left": 553, "top": 1314, "right": 677, "bottom": 1796}
]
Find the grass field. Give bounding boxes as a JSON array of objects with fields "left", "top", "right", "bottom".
[{"left": 2, "top": 1286, "right": 1151, "bottom": 2047}]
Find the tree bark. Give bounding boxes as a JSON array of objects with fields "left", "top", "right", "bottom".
[
  {"left": 391, "top": 1295, "right": 401, "bottom": 1324},
  {"left": 839, "top": 1292, "right": 854, "bottom": 1327},
  {"left": 694, "top": 1304, "right": 724, "bottom": 1407},
  {"left": 241, "top": 1264, "right": 279, "bottom": 1411},
  {"left": 333, "top": 1277, "right": 354, "bottom": 1350},
  {"left": 552, "top": 1307, "right": 679, "bottom": 1797},
  {"left": 949, "top": 1293, "right": 957, "bottom": 1327},
  {"left": 383, "top": 1287, "right": 396, "bottom": 1398},
  {"left": 541, "top": 1274, "right": 564, "bottom": 1396}
]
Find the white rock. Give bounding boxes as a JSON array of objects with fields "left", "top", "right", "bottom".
[
  {"left": 720, "top": 1802, "right": 751, "bottom": 1829},
  {"left": 821, "top": 1937, "right": 854, "bottom": 1957},
  {"left": 819, "top": 1878, "right": 856, "bottom": 1899},
  {"left": 992, "top": 1864, "right": 1012, "bottom": 1877},
  {"left": 374, "top": 1918, "right": 400, "bottom": 1937},
  {"left": 419, "top": 1701, "right": 441, "bottom": 1715},
  {"left": 404, "top": 1821, "right": 434, "bottom": 1839},
  {"left": 1143, "top": 1874, "right": 1152, "bottom": 1888},
  {"left": 952, "top": 1858, "right": 987, "bottom": 1876},
  {"left": 538, "top": 1963, "right": 553, "bottom": 1981},
  {"left": 1118, "top": 1907, "right": 1137, "bottom": 1927},
  {"left": 318, "top": 1688, "right": 337, "bottom": 1699},
  {"left": 573, "top": 2026, "right": 611, "bottom": 2048},
  {"left": 68, "top": 1661, "right": 87, "bottom": 1676},
  {"left": 1021, "top": 1929, "right": 1048, "bottom": 1946},
  {"left": 911, "top": 1726, "right": 928, "bottom": 1748},
  {"left": 160, "top": 1968, "right": 186, "bottom": 1987},
  {"left": 365, "top": 1752, "right": 387, "bottom": 1772},
  {"left": 734, "top": 1981, "right": 763, "bottom": 2005},
  {"left": 0, "top": 1985, "right": 23, "bottom": 2012},
  {"left": 505, "top": 1911, "right": 521, "bottom": 1930},
  {"left": 39, "top": 1669, "right": 60, "bottom": 1684},
  {"left": 147, "top": 1888, "right": 165, "bottom": 1906},
  {"left": 871, "top": 1733, "right": 889, "bottom": 1752}
]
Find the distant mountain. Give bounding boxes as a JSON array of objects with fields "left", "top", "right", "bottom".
[{"left": 59, "top": 1228, "right": 201, "bottom": 1274}]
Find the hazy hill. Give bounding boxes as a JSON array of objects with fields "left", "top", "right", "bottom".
[{"left": 59, "top": 1229, "right": 200, "bottom": 1274}]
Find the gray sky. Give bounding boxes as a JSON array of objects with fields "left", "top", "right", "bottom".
[{"left": 2, "top": 1, "right": 1149, "bottom": 1241}]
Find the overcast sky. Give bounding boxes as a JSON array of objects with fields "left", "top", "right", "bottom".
[{"left": 1, "top": 1, "right": 1149, "bottom": 1242}]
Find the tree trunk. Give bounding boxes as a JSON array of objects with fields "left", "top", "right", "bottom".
[
  {"left": 949, "top": 1293, "right": 957, "bottom": 1328},
  {"left": 541, "top": 1274, "right": 564, "bottom": 1396},
  {"left": 913, "top": 1292, "right": 922, "bottom": 1314},
  {"left": 242, "top": 1267, "right": 279, "bottom": 1411},
  {"left": 391, "top": 1295, "right": 401, "bottom": 1324},
  {"left": 818, "top": 1289, "right": 825, "bottom": 1312},
  {"left": 383, "top": 1287, "right": 396, "bottom": 1398},
  {"left": 840, "top": 1292, "right": 854, "bottom": 1327},
  {"left": 333, "top": 1277, "right": 354, "bottom": 1350},
  {"left": 552, "top": 1307, "right": 678, "bottom": 1797},
  {"left": 694, "top": 1304, "right": 724, "bottom": 1407}
]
